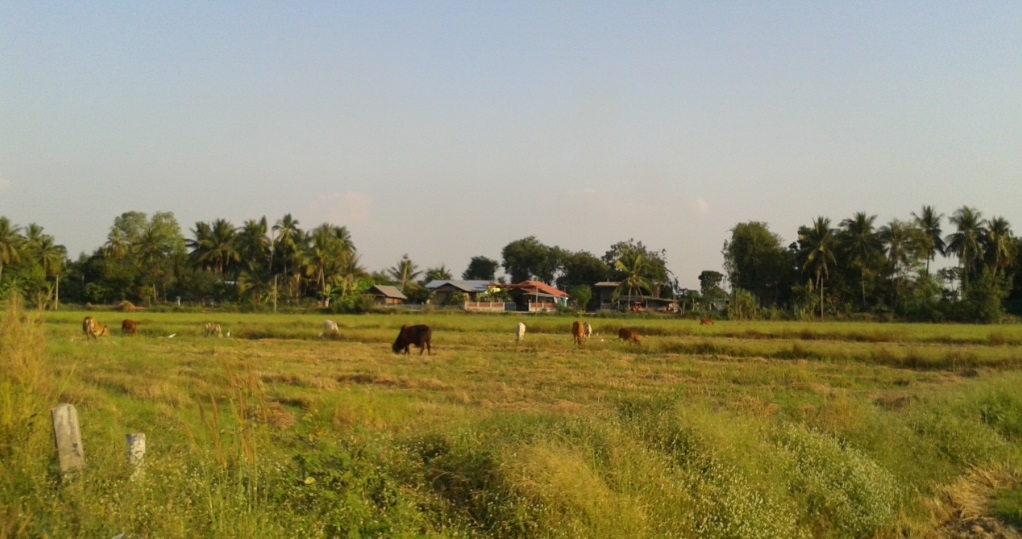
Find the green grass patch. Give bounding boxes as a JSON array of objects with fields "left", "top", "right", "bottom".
[{"left": 4, "top": 307, "right": 1022, "bottom": 536}]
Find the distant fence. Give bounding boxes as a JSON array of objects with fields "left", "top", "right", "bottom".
[
  {"left": 465, "top": 302, "right": 515, "bottom": 313},
  {"left": 527, "top": 303, "right": 559, "bottom": 313}
]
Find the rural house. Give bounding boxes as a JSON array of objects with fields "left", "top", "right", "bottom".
[
  {"left": 365, "top": 285, "right": 407, "bottom": 306},
  {"left": 507, "top": 280, "right": 569, "bottom": 312},
  {"left": 423, "top": 280, "right": 494, "bottom": 304}
]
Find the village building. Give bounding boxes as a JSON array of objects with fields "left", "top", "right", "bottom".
[
  {"left": 364, "top": 285, "right": 408, "bottom": 306},
  {"left": 593, "top": 281, "right": 679, "bottom": 313}
]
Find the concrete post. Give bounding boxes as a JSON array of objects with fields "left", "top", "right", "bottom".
[{"left": 51, "top": 403, "right": 85, "bottom": 474}]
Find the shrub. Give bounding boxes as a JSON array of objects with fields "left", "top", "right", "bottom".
[
  {"left": 775, "top": 424, "right": 899, "bottom": 538},
  {"left": 727, "top": 288, "right": 760, "bottom": 321}
]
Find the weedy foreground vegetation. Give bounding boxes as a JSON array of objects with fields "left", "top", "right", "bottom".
[{"left": 3, "top": 303, "right": 1022, "bottom": 538}]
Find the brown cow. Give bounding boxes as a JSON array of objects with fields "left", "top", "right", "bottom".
[
  {"left": 122, "top": 319, "right": 139, "bottom": 336},
  {"left": 82, "top": 316, "right": 110, "bottom": 339},
  {"left": 392, "top": 324, "right": 432, "bottom": 355},
  {"left": 204, "top": 322, "right": 222, "bottom": 338},
  {"left": 618, "top": 327, "right": 640, "bottom": 345},
  {"left": 699, "top": 318, "right": 714, "bottom": 326},
  {"left": 571, "top": 321, "right": 584, "bottom": 345}
]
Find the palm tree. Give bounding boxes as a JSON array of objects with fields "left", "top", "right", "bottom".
[
  {"left": 304, "top": 224, "right": 354, "bottom": 305},
  {"left": 273, "top": 214, "right": 302, "bottom": 300},
  {"left": 188, "top": 219, "right": 239, "bottom": 290},
  {"left": 611, "top": 251, "right": 653, "bottom": 305},
  {"left": 236, "top": 264, "right": 271, "bottom": 307},
  {"left": 798, "top": 217, "right": 837, "bottom": 321},
  {"left": 911, "top": 205, "right": 945, "bottom": 275},
  {"left": 103, "top": 223, "right": 132, "bottom": 262},
  {"left": 879, "top": 219, "right": 914, "bottom": 306},
  {"left": 945, "top": 206, "right": 987, "bottom": 293},
  {"left": 206, "top": 219, "right": 240, "bottom": 278},
  {"left": 187, "top": 221, "right": 214, "bottom": 270},
  {"left": 35, "top": 235, "right": 66, "bottom": 309},
  {"left": 235, "top": 217, "right": 271, "bottom": 272},
  {"left": 984, "top": 217, "right": 1015, "bottom": 276},
  {"left": 135, "top": 224, "right": 173, "bottom": 303},
  {"left": 0, "top": 217, "right": 23, "bottom": 284},
  {"left": 424, "top": 264, "right": 453, "bottom": 283},
  {"left": 388, "top": 254, "right": 421, "bottom": 293},
  {"left": 337, "top": 251, "right": 367, "bottom": 296},
  {"left": 840, "top": 212, "right": 882, "bottom": 308}
]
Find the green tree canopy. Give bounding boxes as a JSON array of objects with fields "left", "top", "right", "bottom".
[
  {"left": 722, "top": 222, "right": 793, "bottom": 308},
  {"left": 557, "top": 250, "right": 609, "bottom": 291},
  {"left": 462, "top": 256, "right": 500, "bottom": 281},
  {"left": 603, "top": 239, "right": 672, "bottom": 297},
  {"left": 501, "top": 236, "right": 563, "bottom": 284}
]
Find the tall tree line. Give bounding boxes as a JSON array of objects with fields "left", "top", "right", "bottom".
[
  {"left": 723, "top": 206, "right": 1021, "bottom": 322},
  {"left": 0, "top": 212, "right": 371, "bottom": 311},
  {"left": 3, "top": 205, "right": 1021, "bottom": 321}
]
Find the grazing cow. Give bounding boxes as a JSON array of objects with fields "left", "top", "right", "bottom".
[
  {"left": 204, "top": 322, "right": 222, "bottom": 338},
  {"left": 618, "top": 328, "right": 640, "bottom": 345},
  {"left": 699, "top": 318, "right": 714, "bottom": 326},
  {"left": 392, "top": 324, "right": 432, "bottom": 355},
  {"left": 571, "top": 321, "right": 585, "bottom": 345},
  {"left": 583, "top": 322, "right": 593, "bottom": 339},
  {"left": 82, "top": 316, "right": 110, "bottom": 339},
  {"left": 324, "top": 320, "right": 340, "bottom": 334},
  {"left": 515, "top": 322, "right": 526, "bottom": 345},
  {"left": 121, "top": 319, "right": 139, "bottom": 336}
]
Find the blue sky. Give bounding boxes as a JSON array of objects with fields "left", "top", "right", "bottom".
[{"left": 2, "top": 2, "right": 1020, "bottom": 288}]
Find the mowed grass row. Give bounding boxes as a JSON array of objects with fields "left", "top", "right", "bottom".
[
  {"left": 4, "top": 306, "right": 1022, "bottom": 537},
  {"left": 47, "top": 310, "right": 1022, "bottom": 372}
]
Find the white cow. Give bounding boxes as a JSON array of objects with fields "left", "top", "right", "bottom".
[
  {"left": 324, "top": 320, "right": 339, "bottom": 334},
  {"left": 583, "top": 322, "right": 593, "bottom": 339},
  {"left": 515, "top": 322, "right": 526, "bottom": 345}
]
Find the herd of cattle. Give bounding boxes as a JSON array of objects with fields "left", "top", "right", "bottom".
[{"left": 81, "top": 315, "right": 717, "bottom": 352}]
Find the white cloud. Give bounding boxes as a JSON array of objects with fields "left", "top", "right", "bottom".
[
  {"left": 0, "top": 171, "right": 10, "bottom": 193},
  {"left": 692, "top": 197, "right": 710, "bottom": 216},
  {"left": 310, "top": 192, "right": 373, "bottom": 225}
]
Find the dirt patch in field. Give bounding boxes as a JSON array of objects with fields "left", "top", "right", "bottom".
[
  {"left": 872, "top": 391, "right": 919, "bottom": 410},
  {"left": 336, "top": 372, "right": 452, "bottom": 391},
  {"left": 927, "top": 466, "right": 1022, "bottom": 538}
]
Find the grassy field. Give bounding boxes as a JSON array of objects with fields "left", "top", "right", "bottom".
[{"left": 3, "top": 304, "right": 1022, "bottom": 537}]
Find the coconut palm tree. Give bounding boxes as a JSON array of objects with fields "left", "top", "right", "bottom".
[
  {"left": 188, "top": 220, "right": 239, "bottom": 283},
  {"left": 911, "top": 205, "right": 945, "bottom": 275},
  {"left": 35, "top": 234, "right": 66, "bottom": 309},
  {"left": 235, "top": 217, "right": 271, "bottom": 272},
  {"left": 337, "top": 251, "right": 367, "bottom": 296},
  {"left": 388, "top": 254, "right": 421, "bottom": 293},
  {"left": 945, "top": 206, "right": 987, "bottom": 293},
  {"left": 273, "top": 214, "right": 302, "bottom": 300},
  {"left": 984, "top": 217, "right": 1015, "bottom": 276},
  {"left": 424, "top": 264, "right": 454, "bottom": 283},
  {"left": 187, "top": 222, "right": 214, "bottom": 269},
  {"left": 611, "top": 251, "right": 653, "bottom": 305},
  {"left": 840, "top": 212, "right": 883, "bottom": 308},
  {"left": 0, "top": 217, "right": 23, "bottom": 285},
  {"left": 879, "top": 219, "right": 915, "bottom": 306},
  {"left": 798, "top": 217, "right": 837, "bottom": 321},
  {"left": 207, "top": 219, "right": 240, "bottom": 277},
  {"left": 301, "top": 224, "right": 348, "bottom": 305}
]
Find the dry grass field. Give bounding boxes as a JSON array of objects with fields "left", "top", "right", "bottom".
[{"left": 3, "top": 304, "right": 1022, "bottom": 537}]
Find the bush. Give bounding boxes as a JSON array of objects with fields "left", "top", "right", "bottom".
[
  {"left": 727, "top": 289, "right": 759, "bottom": 321},
  {"left": 775, "top": 425, "right": 899, "bottom": 538}
]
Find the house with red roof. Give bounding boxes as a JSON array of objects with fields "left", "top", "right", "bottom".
[{"left": 506, "top": 280, "right": 569, "bottom": 312}]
